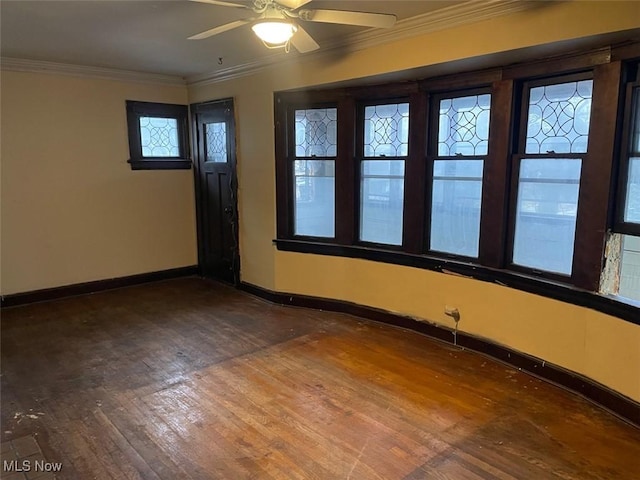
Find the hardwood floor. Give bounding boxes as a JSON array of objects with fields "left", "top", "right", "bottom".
[{"left": 1, "top": 277, "right": 639, "bottom": 479}]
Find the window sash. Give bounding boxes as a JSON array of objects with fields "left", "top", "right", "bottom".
[
  {"left": 616, "top": 80, "right": 640, "bottom": 235},
  {"left": 287, "top": 104, "right": 339, "bottom": 240},
  {"left": 507, "top": 73, "right": 594, "bottom": 280},
  {"left": 426, "top": 89, "right": 492, "bottom": 258},
  {"left": 291, "top": 159, "right": 336, "bottom": 238},
  {"left": 358, "top": 159, "right": 405, "bottom": 246}
]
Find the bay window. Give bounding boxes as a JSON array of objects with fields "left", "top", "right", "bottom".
[{"left": 273, "top": 43, "right": 639, "bottom": 322}]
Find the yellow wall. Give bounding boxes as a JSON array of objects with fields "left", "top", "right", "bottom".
[
  {"left": 1, "top": 71, "right": 197, "bottom": 295},
  {"left": 189, "top": 0, "right": 640, "bottom": 402}
]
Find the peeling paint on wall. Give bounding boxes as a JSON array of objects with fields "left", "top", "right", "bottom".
[{"left": 599, "top": 232, "right": 622, "bottom": 295}]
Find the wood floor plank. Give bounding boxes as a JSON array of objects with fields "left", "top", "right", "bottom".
[{"left": 1, "top": 278, "right": 639, "bottom": 479}]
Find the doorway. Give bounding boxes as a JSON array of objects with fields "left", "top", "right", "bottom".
[{"left": 192, "top": 99, "right": 239, "bottom": 285}]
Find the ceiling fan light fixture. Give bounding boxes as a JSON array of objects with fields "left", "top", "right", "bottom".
[{"left": 251, "top": 19, "right": 297, "bottom": 46}]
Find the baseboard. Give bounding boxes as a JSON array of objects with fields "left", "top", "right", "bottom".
[
  {"left": 0, "top": 266, "right": 199, "bottom": 308},
  {"left": 239, "top": 281, "right": 640, "bottom": 429}
]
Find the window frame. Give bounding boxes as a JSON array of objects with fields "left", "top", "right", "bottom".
[
  {"left": 355, "top": 97, "right": 411, "bottom": 249},
  {"left": 288, "top": 102, "right": 339, "bottom": 241},
  {"left": 126, "top": 100, "right": 191, "bottom": 170},
  {"left": 506, "top": 72, "right": 595, "bottom": 282},
  {"left": 426, "top": 87, "right": 492, "bottom": 260},
  {"left": 614, "top": 66, "right": 640, "bottom": 236}
]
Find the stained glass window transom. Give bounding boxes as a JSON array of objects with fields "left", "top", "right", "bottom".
[
  {"left": 139, "top": 117, "right": 180, "bottom": 157},
  {"left": 295, "top": 108, "right": 337, "bottom": 157},
  {"left": 364, "top": 103, "right": 409, "bottom": 157},
  {"left": 525, "top": 80, "right": 593, "bottom": 154},
  {"left": 205, "top": 122, "right": 227, "bottom": 163},
  {"left": 438, "top": 94, "right": 491, "bottom": 156}
]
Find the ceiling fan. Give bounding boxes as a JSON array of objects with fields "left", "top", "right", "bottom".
[{"left": 188, "top": 0, "right": 397, "bottom": 53}]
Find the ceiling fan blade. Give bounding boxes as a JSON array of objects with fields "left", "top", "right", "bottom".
[
  {"left": 276, "top": 0, "right": 313, "bottom": 10},
  {"left": 189, "top": 0, "right": 249, "bottom": 8},
  {"left": 300, "top": 9, "right": 396, "bottom": 28},
  {"left": 291, "top": 25, "right": 319, "bottom": 53},
  {"left": 188, "top": 19, "right": 251, "bottom": 40}
]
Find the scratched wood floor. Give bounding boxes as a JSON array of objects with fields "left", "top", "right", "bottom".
[{"left": 1, "top": 278, "right": 639, "bottom": 479}]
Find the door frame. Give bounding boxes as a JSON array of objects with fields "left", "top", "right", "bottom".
[{"left": 191, "top": 98, "right": 240, "bottom": 285}]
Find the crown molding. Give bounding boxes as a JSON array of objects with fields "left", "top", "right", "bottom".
[
  {"left": 0, "top": 57, "right": 186, "bottom": 86},
  {"left": 187, "top": 0, "right": 535, "bottom": 87}
]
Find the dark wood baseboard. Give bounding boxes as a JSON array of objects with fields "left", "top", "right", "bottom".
[
  {"left": 0, "top": 266, "right": 199, "bottom": 308},
  {"left": 239, "top": 281, "right": 640, "bottom": 428}
]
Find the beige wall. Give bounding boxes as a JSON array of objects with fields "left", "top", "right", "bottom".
[
  {"left": 1, "top": 71, "right": 197, "bottom": 295},
  {"left": 189, "top": 0, "right": 640, "bottom": 402}
]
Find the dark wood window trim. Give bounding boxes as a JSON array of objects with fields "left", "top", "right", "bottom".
[
  {"left": 126, "top": 100, "right": 191, "bottom": 170},
  {"left": 614, "top": 62, "right": 640, "bottom": 236},
  {"left": 273, "top": 42, "right": 640, "bottom": 322}
]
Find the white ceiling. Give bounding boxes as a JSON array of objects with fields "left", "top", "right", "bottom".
[{"left": 1, "top": 0, "right": 469, "bottom": 81}]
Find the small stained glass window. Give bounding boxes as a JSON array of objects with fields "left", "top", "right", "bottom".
[
  {"left": 205, "top": 122, "right": 228, "bottom": 163},
  {"left": 139, "top": 117, "right": 180, "bottom": 157},
  {"left": 295, "top": 108, "right": 337, "bottom": 157},
  {"left": 525, "top": 79, "right": 593, "bottom": 154},
  {"left": 126, "top": 101, "right": 189, "bottom": 170},
  {"left": 364, "top": 103, "right": 409, "bottom": 157}
]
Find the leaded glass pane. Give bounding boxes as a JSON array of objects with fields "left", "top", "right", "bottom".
[
  {"left": 360, "top": 160, "right": 404, "bottom": 245},
  {"left": 295, "top": 108, "right": 337, "bottom": 157},
  {"left": 513, "top": 158, "right": 582, "bottom": 275},
  {"left": 438, "top": 94, "right": 491, "bottom": 156},
  {"left": 205, "top": 122, "right": 227, "bottom": 163},
  {"left": 624, "top": 157, "right": 640, "bottom": 223},
  {"left": 430, "top": 160, "right": 483, "bottom": 257},
  {"left": 294, "top": 160, "right": 335, "bottom": 237},
  {"left": 364, "top": 103, "right": 409, "bottom": 157},
  {"left": 525, "top": 80, "right": 593, "bottom": 154},
  {"left": 139, "top": 117, "right": 180, "bottom": 157}
]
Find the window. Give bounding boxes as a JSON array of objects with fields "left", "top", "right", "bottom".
[
  {"left": 204, "top": 121, "right": 228, "bottom": 163},
  {"left": 273, "top": 43, "right": 639, "bottom": 321},
  {"left": 292, "top": 107, "right": 337, "bottom": 238},
  {"left": 614, "top": 63, "right": 640, "bottom": 302},
  {"left": 359, "top": 102, "right": 409, "bottom": 246},
  {"left": 126, "top": 100, "right": 190, "bottom": 170},
  {"left": 617, "top": 66, "right": 640, "bottom": 233},
  {"left": 429, "top": 91, "right": 490, "bottom": 258},
  {"left": 510, "top": 76, "right": 593, "bottom": 276}
]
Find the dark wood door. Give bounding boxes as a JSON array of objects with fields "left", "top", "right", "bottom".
[{"left": 192, "top": 99, "right": 239, "bottom": 284}]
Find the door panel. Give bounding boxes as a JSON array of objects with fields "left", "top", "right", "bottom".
[{"left": 193, "top": 99, "right": 239, "bottom": 284}]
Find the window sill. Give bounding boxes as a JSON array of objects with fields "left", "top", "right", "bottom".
[
  {"left": 128, "top": 159, "right": 192, "bottom": 170},
  {"left": 273, "top": 238, "right": 639, "bottom": 326}
]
